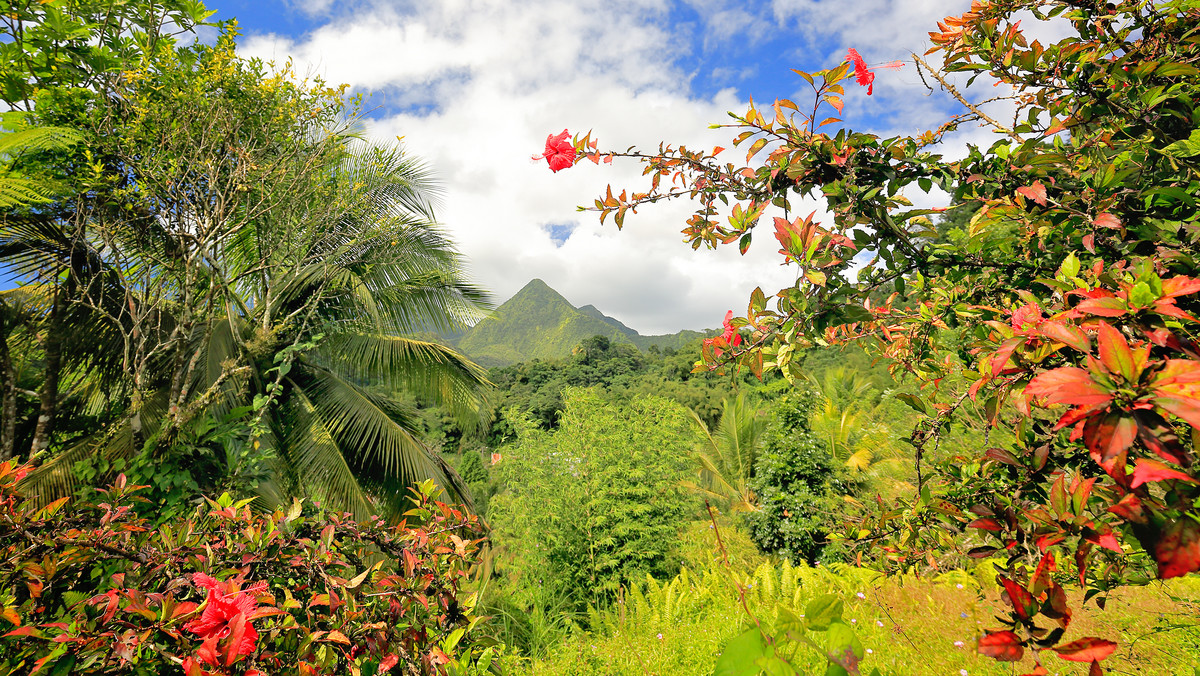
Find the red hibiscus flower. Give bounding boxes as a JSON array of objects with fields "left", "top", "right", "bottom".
[
  {"left": 704, "top": 311, "right": 743, "bottom": 358},
  {"left": 184, "top": 573, "right": 267, "bottom": 667},
  {"left": 722, "top": 310, "right": 743, "bottom": 348},
  {"left": 845, "top": 48, "right": 903, "bottom": 96},
  {"left": 846, "top": 48, "right": 876, "bottom": 95},
  {"left": 533, "top": 129, "right": 577, "bottom": 172}
]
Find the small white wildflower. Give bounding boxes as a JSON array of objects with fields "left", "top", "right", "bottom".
[
  {"left": 875, "top": 620, "right": 884, "bottom": 627},
  {"left": 960, "top": 670, "right": 969, "bottom": 676},
  {"left": 850, "top": 618, "right": 857, "bottom": 624},
  {"left": 956, "top": 583, "right": 964, "bottom": 589},
  {"left": 953, "top": 641, "right": 964, "bottom": 648},
  {"left": 656, "top": 633, "right": 663, "bottom": 640},
  {"left": 856, "top": 592, "right": 866, "bottom": 599},
  {"left": 866, "top": 649, "right": 873, "bottom": 654}
]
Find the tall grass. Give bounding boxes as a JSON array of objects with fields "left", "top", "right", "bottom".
[{"left": 523, "top": 556, "right": 1200, "bottom": 676}]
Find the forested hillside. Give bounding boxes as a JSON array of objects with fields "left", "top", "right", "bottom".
[{"left": 452, "top": 278, "right": 709, "bottom": 366}]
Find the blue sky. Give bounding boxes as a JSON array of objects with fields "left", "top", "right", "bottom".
[{"left": 207, "top": 0, "right": 1002, "bottom": 334}]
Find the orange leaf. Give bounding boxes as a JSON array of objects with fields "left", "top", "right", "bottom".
[
  {"left": 978, "top": 631, "right": 1024, "bottom": 661},
  {"left": 1092, "top": 213, "right": 1122, "bottom": 229},
  {"left": 1026, "top": 368, "right": 1111, "bottom": 406},
  {"left": 1039, "top": 321, "right": 1090, "bottom": 353},
  {"left": 1016, "top": 181, "right": 1048, "bottom": 205},
  {"left": 1083, "top": 413, "right": 1136, "bottom": 480},
  {"left": 1075, "top": 297, "right": 1127, "bottom": 317},
  {"left": 1130, "top": 459, "right": 1197, "bottom": 488},
  {"left": 1053, "top": 637, "right": 1117, "bottom": 662}
]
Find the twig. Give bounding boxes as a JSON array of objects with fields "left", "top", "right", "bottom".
[{"left": 911, "top": 53, "right": 1023, "bottom": 142}]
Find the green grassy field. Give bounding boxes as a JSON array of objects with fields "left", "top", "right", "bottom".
[{"left": 517, "top": 557, "right": 1200, "bottom": 676}]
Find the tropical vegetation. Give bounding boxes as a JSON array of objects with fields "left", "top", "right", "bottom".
[{"left": 5, "top": 1, "right": 1200, "bottom": 675}]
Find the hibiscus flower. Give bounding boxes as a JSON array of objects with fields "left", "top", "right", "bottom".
[
  {"left": 722, "top": 310, "right": 743, "bottom": 348},
  {"left": 533, "top": 129, "right": 577, "bottom": 172},
  {"left": 846, "top": 48, "right": 876, "bottom": 95},
  {"left": 184, "top": 573, "right": 266, "bottom": 666}
]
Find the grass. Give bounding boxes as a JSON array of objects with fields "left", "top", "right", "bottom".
[{"left": 509, "top": 525, "right": 1200, "bottom": 676}]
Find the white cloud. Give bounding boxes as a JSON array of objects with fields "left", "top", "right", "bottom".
[{"left": 235, "top": 0, "right": 1070, "bottom": 335}]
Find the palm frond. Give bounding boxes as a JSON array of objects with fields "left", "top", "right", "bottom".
[{"left": 318, "top": 333, "right": 490, "bottom": 428}]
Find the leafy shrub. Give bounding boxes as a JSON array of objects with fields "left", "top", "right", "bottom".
[
  {"left": 0, "top": 462, "right": 490, "bottom": 675},
  {"left": 488, "top": 389, "right": 697, "bottom": 610},
  {"left": 745, "top": 392, "right": 844, "bottom": 563}
]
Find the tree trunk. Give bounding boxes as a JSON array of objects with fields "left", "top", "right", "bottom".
[
  {"left": 29, "top": 293, "right": 62, "bottom": 459},
  {"left": 0, "top": 314, "right": 15, "bottom": 462}
]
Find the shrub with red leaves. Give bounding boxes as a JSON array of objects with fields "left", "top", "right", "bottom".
[{"left": 0, "top": 463, "right": 488, "bottom": 675}]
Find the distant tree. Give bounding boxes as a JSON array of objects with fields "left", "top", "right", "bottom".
[
  {"left": 489, "top": 389, "right": 697, "bottom": 609},
  {"left": 745, "top": 391, "right": 843, "bottom": 564}
]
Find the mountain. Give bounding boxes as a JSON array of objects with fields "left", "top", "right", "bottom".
[{"left": 451, "top": 279, "right": 711, "bottom": 367}]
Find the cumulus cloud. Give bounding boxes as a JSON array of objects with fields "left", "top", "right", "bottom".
[{"left": 234, "top": 0, "right": 1067, "bottom": 334}]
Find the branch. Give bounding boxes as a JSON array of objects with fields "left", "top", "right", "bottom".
[{"left": 911, "top": 53, "right": 1023, "bottom": 143}]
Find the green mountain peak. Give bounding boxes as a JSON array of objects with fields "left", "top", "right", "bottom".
[{"left": 453, "top": 280, "right": 707, "bottom": 367}]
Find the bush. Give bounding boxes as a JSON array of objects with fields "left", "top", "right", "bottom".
[
  {"left": 0, "top": 462, "right": 490, "bottom": 676},
  {"left": 745, "top": 392, "right": 844, "bottom": 563},
  {"left": 488, "top": 389, "right": 698, "bottom": 610}
]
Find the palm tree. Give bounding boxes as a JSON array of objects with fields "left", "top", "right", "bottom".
[
  {"left": 684, "top": 394, "right": 766, "bottom": 513},
  {"left": 16, "top": 138, "right": 491, "bottom": 519},
  {"left": 807, "top": 367, "right": 906, "bottom": 493}
]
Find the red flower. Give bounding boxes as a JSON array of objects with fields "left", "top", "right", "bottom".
[
  {"left": 846, "top": 48, "right": 876, "bottom": 95},
  {"left": 722, "top": 310, "right": 743, "bottom": 348},
  {"left": 185, "top": 573, "right": 266, "bottom": 666},
  {"left": 533, "top": 129, "right": 577, "bottom": 172}
]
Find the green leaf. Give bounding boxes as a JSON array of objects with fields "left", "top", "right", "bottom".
[
  {"left": 1162, "top": 129, "right": 1200, "bottom": 157},
  {"left": 804, "top": 594, "right": 844, "bottom": 630},
  {"left": 1059, "top": 251, "right": 1080, "bottom": 279},
  {"left": 1129, "top": 281, "right": 1158, "bottom": 308},
  {"left": 826, "top": 620, "right": 865, "bottom": 674},
  {"left": 895, "top": 393, "right": 928, "bottom": 415},
  {"left": 713, "top": 627, "right": 768, "bottom": 676}
]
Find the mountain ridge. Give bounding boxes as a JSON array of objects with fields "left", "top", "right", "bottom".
[{"left": 450, "top": 279, "right": 711, "bottom": 367}]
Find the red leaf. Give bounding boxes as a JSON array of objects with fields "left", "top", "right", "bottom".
[
  {"left": 1017, "top": 182, "right": 1048, "bottom": 206},
  {"left": 1096, "top": 323, "right": 1136, "bottom": 382},
  {"left": 991, "top": 336, "right": 1027, "bottom": 376},
  {"left": 1083, "top": 413, "right": 1136, "bottom": 481},
  {"left": 1039, "top": 321, "right": 1090, "bottom": 353},
  {"left": 1026, "top": 368, "right": 1111, "bottom": 406},
  {"left": 1134, "top": 410, "right": 1189, "bottom": 465},
  {"left": 378, "top": 654, "right": 400, "bottom": 674},
  {"left": 1107, "top": 492, "right": 1147, "bottom": 524},
  {"left": 1075, "top": 297, "right": 1127, "bottom": 317},
  {"left": 1155, "top": 517, "right": 1200, "bottom": 579},
  {"left": 1030, "top": 552, "right": 1056, "bottom": 594},
  {"left": 978, "top": 630, "right": 1024, "bottom": 661},
  {"left": 1162, "top": 276, "right": 1200, "bottom": 298},
  {"left": 1082, "top": 233, "right": 1095, "bottom": 253},
  {"left": 984, "top": 447, "right": 1022, "bottom": 467},
  {"left": 1092, "top": 212, "right": 1122, "bottom": 229},
  {"left": 1154, "top": 394, "right": 1200, "bottom": 429},
  {"left": 1089, "top": 660, "right": 1104, "bottom": 676},
  {"left": 1130, "top": 459, "right": 1198, "bottom": 488},
  {"left": 1053, "top": 637, "right": 1117, "bottom": 662},
  {"left": 999, "top": 576, "right": 1038, "bottom": 620},
  {"left": 969, "top": 517, "right": 1005, "bottom": 532},
  {"left": 1043, "top": 582, "right": 1072, "bottom": 628},
  {"left": 1021, "top": 666, "right": 1049, "bottom": 676}
]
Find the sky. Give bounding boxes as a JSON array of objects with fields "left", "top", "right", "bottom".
[{"left": 208, "top": 0, "right": 1015, "bottom": 335}]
